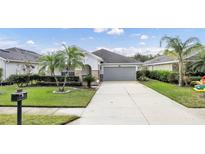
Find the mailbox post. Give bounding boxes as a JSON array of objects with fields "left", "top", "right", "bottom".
[{"left": 11, "top": 89, "right": 27, "bottom": 125}]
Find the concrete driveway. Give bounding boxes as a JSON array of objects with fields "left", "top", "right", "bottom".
[{"left": 70, "top": 81, "right": 205, "bottom": 125}]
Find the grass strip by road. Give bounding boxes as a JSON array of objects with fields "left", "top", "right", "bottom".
[
  {"left": 140, "top": 79, "right": 205, "bottom": 108},
  {"left": 0, "top": 114, "right": 79, "bottom": 125}
]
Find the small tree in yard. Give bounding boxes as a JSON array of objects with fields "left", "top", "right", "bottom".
[
  {"left": 22, "top": 61, "right": 35, "bottom": 86},
  {"left": 160, "top": 36, "right": 203, "bottom": 87},
  {"left": 58, "top": 45, "right": 85, "bottom": 92},
  {"left": 39, "top": 52, "right": 62, "bottom": 89},
  {"left": 83, "top": 75, "right": 96, "bottom": 88}
]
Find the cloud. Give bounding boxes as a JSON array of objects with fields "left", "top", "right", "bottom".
[
  {"left": 107, "top": 28, "right": 124, "bottom": 35},
  {"left": 140, "top": 34, "right": 149, "bottom": 40},
  {"left": 26, "top": 40, "right": 35, "bottom": 45},
  {"left": 96, "top": 46, "right": 164, "bottom": 56},
  {"left": 93, "top": 28, "right": 124, "bottom": 36},
  {"left": 61, "top": 41, "right": 66, "bottom": 45},
  {"left": 81, "top": 36, "right": 94, "bottom": 40},
  {"left": 130, "top": 33, "right": 141, "bottom": 37},
  {"left": 93, "top": 28, "right": 108, "bottom": 33},
  {"left": 139, "top": 42, "right": 146, "bottom": 45},
  {"left": 42, "top": 47, "right": 63, "bottom": 53},
  {"left": 0, "top": 37, "right": 19, "bottom": 48}
]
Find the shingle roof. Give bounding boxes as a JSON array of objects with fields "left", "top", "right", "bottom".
[
  {"left": 0, "top": 47, "right": 40, "bottom": 62},
  {"left": 144, "top": 52, "right": 201, "bottom": 65},
  {"left": 92, "top": 49, "right": 139, "bottom": 63},
  {"left": 143, "top": 55, "right": 176, "bottom": 65}
]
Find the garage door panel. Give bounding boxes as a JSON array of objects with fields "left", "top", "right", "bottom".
[{"left": 103, "top": 67, "right": 136, "bottom": 81}]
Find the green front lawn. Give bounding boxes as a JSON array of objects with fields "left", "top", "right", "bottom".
[
  {"left": 140, "top": 80, "right": 205, "bottom": 108},
  {"left": 0, "top": 114, "right": 79, "bottom": 125},
  {"left": 0, "top": 85, "right": 96, "bottom": 107}
]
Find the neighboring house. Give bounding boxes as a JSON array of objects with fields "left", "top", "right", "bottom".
[
  {"left": 93, "top": 49, "right": 141, "bottom": 81},
  {"left": 143, "top": 53, "right": 199, "bottom": 72},
  {"left": 143, "top": 55, "right": 178, "bottom": 71},
  {"left": 0, "top": 47, "right": 40, "bottom": 80}
]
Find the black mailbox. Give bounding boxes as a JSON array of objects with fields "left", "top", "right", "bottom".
[
  {"left": 11, "top": 89, "right": 27, "bottom": 102},
  {"left": 11, "top": 89, "right": 27, "bottom": 125}
]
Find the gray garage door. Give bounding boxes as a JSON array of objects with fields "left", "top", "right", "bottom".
[{"left": 103, "top": 67, "right": 136, "bottom": 81}]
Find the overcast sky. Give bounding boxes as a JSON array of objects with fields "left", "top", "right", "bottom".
[{"left": 0, "top": 28, "right": 205, "bottom": 56}]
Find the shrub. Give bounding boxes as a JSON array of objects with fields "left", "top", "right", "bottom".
[
  {"left": 136, "top": 70, "right": 150, "bottom": 80},
  {"left": 147, "top": 70, "right": 177, "bottom": 83},
  {"left": 7, "top": 74, "right": 80, "bottom": 87},
  {"left": 137, "top": 70, "right": 179, "bottom": 84},
  {"left": 83, "top": 75, "right": 96, "bottom": 88},
  {"left": 167, "top": 72, "right": 178, "bottom": 83},
  {"left": 0, "top": 68, "right": 3, "bottom": 81}
]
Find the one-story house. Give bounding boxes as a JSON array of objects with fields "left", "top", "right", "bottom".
[
  {"left": 92, "top": 49, "right": 141, "bottom": 81},
  {"left": 0, "top": 47, "right": 141, "bottom": 82},
  {"left": 143, "top": 53, "right": 199, "bottom": 72},
  {"left": 143, "top": 55, "right": 178, "bottom": 71},
  {"left": 0, "top": 47, "right": 40, "bottom": 80}
]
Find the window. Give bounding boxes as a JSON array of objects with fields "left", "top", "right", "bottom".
[{"left": 61, "top": 71, "right": 75, "bottom": 77}]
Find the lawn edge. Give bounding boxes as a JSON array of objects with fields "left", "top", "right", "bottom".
[
  {"left": 61, "top": 116, "right": 80, "bottom": 125},
  {"left": 139, "top": 80, "right": 205, "bottom": 108}
]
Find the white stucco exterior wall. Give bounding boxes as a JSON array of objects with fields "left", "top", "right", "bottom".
[
  {"left": 0, "top": 58, "right": 5, "bottom": 80},
  {"left": 2, "top": 61, "right": 39, "bottom": 80},
  {"left": 83, "top": 53, "right": 101, "bottom": 70}
]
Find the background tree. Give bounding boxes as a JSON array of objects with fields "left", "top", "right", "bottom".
[
  {"left": 160, "top": 36, "right": 203, "bottom": 86},
  {"left": 58, "top": 45, "right": 84, "bottom": 92},
  {"left": 39, "top": 52, "right": 62, "bottom": 87},
  {"left": 133, "top": 53, "right": 155, "bottom": 62},
  {"left": 189, "top": 51, "right": 205, "bottom": 73},
  {"left": 22, "top": 61, "right": 35, "bottom": 86}
]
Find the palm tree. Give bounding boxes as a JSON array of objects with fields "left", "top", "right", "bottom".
[
  {"left": 58, "top": 45, "right": 84, "bottom": 92},
  {"left": 160, "top": 36, "right": 203, "bottom": 86},
  {"left": 189, "top": 51, "right": 205, "bottom": 73},
  {"left": 39, "top": 52, "right": 62, "bottom": 87}
]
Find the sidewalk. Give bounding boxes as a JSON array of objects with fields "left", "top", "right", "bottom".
[{"left": 0, "top": 107, "right": 84, "bottom": 116}]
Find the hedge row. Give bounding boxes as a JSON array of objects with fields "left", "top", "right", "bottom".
[
  {"left": 137, "top": 70, "right": 178, "bottom": 83},
  {"left": 148, "top": 70, "right": 178, "bottom": 83},
  {"left": 137, "top": 70, "right": 204, "bottom": 84},
  {"left": 7, "top": 74, "right": 80, "bottom": 87}
]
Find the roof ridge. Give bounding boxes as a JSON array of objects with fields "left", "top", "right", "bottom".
[
  {"left": 93, "top": 48, "right": 139, "bottom": 63},
  {"left": 6, "top": 47, "right": 40, "bottom": 55}
]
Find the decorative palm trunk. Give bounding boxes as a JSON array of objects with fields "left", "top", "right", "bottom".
[
  {"left": 178, "top": 60, "right": 183, "bottom": 87},
  {"left": 54, "top": 76, "right": 59, "bottom": 87},
  {"left": 52, "top": 72, "right": 60, "bottom": 90},
  {"left": 87, "top": 81, "right": 91, "bottom": 88},
  {"left": 61, "top": 74, "right": 67, "bottom": 92}
]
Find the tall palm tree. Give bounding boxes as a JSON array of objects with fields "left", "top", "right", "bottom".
[
  {"left": 39, "top": 52, "right": 62, "bottom": 87},
  {"left": 160, "top": 36, "right": 203, "bottom": 86},
  {"left": 189, "top": 51, "right": 205, "bottom": 73},
  {"left": 58, "top": 45, "right": 84, "bottom": 91}
]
